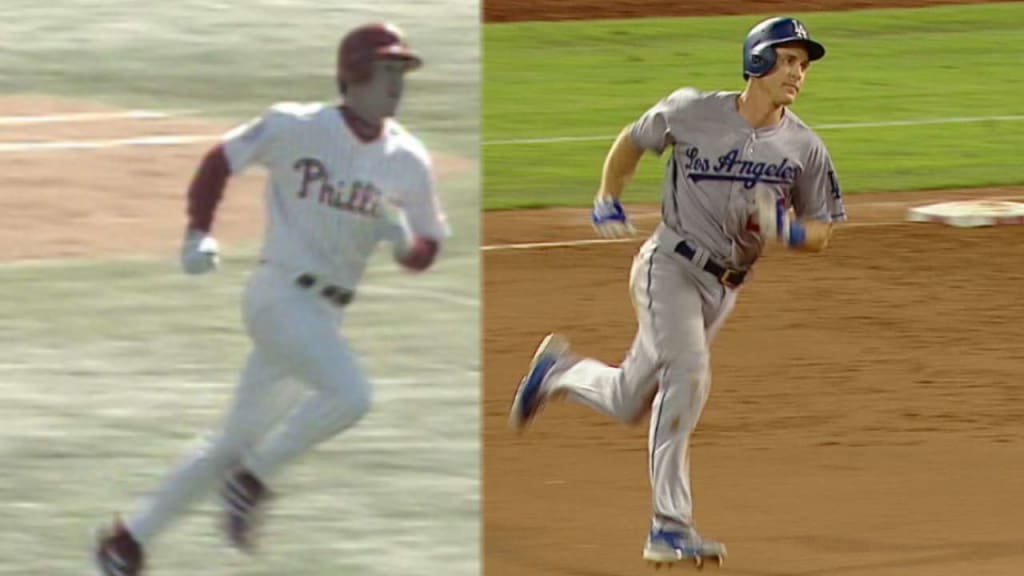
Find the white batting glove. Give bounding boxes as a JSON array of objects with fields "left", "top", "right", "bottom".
[
  {"left": 753, "top": 189, "right": 831, "bottom": 252},
  {"left": 591, "top": 195, "right": 636, "bottom": 238},
  {"left": 180, "top": 228, "right": 220, "bottom": 274},
  {"left": 754, "top": 188, "right": 790, "bottom": 245},
  {"left": 375, "top": 196, "right": 414, "bottom": 258}
]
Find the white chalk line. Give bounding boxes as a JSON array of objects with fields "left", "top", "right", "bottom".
[
  {"left": 0, "top": 112, "right": 1020, "bottom": 152},
  {"left": 0, "top": 133, "right": 216, "bottom": 152},
  {"left": 483, "top": 114, "right": 1024, "bottom": 146},
  {"left": 625, "top": 194, "right": 1024, "bottom": 221},
  {"left": 482, "top": 193, "right": 1024, "bottom": 252},
  {"left": 481, "top": 221, "right": 912, "bottom": 252},
  {"left": 0, "top": 109, "right": 191, "bottom": 126},
  {"left": 482, "top": 237, "right": 636, "bottom": 251}
]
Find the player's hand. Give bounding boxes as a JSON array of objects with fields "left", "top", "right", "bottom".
[
  {"left": 753, "top": 189, "right": 831, "bottom": 252},
  {"left": 375, "top": 195, "right": 414, "bottom": 257},
  {"left": 181, "top": 228, "right": 220, "bottom": 274},
  {"left": 591, "top": 194, "right": 636, "bottom": 238},
  {"left": 754, "top": 188, "right": 789, "bottom": 244}
]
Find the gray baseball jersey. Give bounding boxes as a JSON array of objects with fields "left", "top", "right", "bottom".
[{"left": 629, "top": 88, "right": 846, "bottom": 269}]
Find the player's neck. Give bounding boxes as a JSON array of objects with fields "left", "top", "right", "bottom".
[
  {"left": 338, "top": 104, "right": 385, "bottom": 143},
  {"left": 736, "top": 88, "right": 785, "bottom": 129}
]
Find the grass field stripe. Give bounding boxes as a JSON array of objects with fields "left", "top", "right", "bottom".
[
  {"left": 485, "top": 134, "right": 616, "bottom": 146},
  {"left": 814, "top": 115, "right": 1024, "bottom": 130},
  {"left": 0, "top": 259, "right": 477, "bottom": 307},
  {"left": 482, "top": 114, "right": 1024, "bottom": 146},
  {"left": 0, "top": 134, "right": 217, "bottom": 152},
  {"left": 0, "top": 250, "right": 478, "bottom": 270},
  {"left": 0, "top": 109, "right": 189, "bottom": 125},
  {"left": 360, "top": 284, "right": 479, "bottom": 308},
  {"left": 0, "top": 258, "right": 477, "bottom": 308}
]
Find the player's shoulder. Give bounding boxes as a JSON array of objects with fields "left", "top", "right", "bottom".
[
  {"left": 659, "top": 86, "right": 704, "bottom": 108},
  {"left": 665, "top": 86, "right": 734, "bottom": 100},
  {"left": 384, "top": 119, "right": 433, "bottom": 168},
  {"left": 783, "top": 109, "right": 829, "bottom": 151},
  {"left": 660, "top": 87, "right": 736, "bottom": 115},
  {"left": 262, "top": 101, "right": 332, "bottom": 124}
]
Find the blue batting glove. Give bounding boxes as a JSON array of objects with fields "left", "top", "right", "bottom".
[{"left": 592, "top": 196, "right": 636, "bottom": 238}]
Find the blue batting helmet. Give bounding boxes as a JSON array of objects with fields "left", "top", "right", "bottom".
[{"left": 742, "top": 17, "right": 825, "bottom": 80}]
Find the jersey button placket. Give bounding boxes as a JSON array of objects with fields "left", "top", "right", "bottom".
[{"left": 728, "top": 134, "right": 752, "bottom": 215}]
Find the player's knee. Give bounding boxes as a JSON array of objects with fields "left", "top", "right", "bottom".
[
  {"left": 624, "top": 386, "right": 658, "bottom": 426},
  {"left": 665, "top": 348, "right": 709, "bottom": 381},
  {"left": 344, "top": 383, "right": 372, "bottom": 423},
  {"left": 653, "top": 350, "right": 711, "bottom": 430},
  {"left": 322, "top": 380, "right": 372, "bottom": 432},
  {"left": 199, "top": 434, "right": 247, "bottom": 469}
]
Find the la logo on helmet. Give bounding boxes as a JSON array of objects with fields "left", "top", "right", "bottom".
[{"left": 793, "top": 21, "right": 808, "bottom": 39}]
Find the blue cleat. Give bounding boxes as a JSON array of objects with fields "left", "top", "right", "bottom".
[
  {"left": 508, "top": 333, "right": 569, "bottom": 432},
  {"left": 643, "top": 528, "right": 726, "bottom": 569}
]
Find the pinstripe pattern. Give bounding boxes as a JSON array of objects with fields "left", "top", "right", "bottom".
[
  {"left": 645, "top": 246, "right": 657, "bottom": 311},
  {"left": 644, "top": 246, "right": 660, "bottom": 479},
  {"left": 665, "top": 153, "right": 683, "bottom": 234},
  {"left": 650, "top": 365, "right": 667, "bottom": 480}
]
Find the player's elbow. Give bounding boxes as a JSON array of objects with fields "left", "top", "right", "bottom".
[{"left": 397, "top": 237, "right": 439, "bottom": 272}]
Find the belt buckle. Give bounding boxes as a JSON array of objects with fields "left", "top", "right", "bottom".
[{"left": 719, "top": 268, "right": 743, "bottom": 289}]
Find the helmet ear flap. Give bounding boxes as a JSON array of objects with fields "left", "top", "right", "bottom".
[{"left": 748, "top": 44, "right": 776, "bottom": 78}]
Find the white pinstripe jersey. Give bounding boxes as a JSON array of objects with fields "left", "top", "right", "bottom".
[{"left": 221, "top": 102, "right": 450, "bottom": 289}]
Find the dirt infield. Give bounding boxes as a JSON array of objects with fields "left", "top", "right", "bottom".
[
  {"left": 483, "top": 190, "right": 1024, "bottom": 575},
  {"left": 484, "top": 0, "right": 1016, "bottom": 22},
  {"left": 484, "top": 2, "right": 1023, "bottom": 574},
  {"left": 0, "top": 95, "right": 470, "bottom": 261}
]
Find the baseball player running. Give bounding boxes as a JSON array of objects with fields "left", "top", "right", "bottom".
[
  {"left": 510, "top": 17, "right": 845, "bottom": 569},
  {"left": 94, "top": 22, "right": 449, "bottom": 576}
]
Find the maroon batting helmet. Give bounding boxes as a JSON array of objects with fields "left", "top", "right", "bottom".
[{"left": 337, "top": 23, "right": 423, "bottom": 93}]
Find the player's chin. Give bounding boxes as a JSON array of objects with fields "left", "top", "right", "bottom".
[
  {"left": 778, "top": 92, "right": 798, "bottom": 106},
  {"left": 380, "top": 101, "right": 401, "bottom": 118}
]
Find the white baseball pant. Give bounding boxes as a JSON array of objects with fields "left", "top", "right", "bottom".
[
  {"left": 126, "top": 264, "right": 371, "bottom": 543},
  {"left": 545, "top": 235, "right": 737, "bottom": 532}
]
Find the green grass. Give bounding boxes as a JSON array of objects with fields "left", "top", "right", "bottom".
[
  {"left": 0, "top": 2, "right": 479, "bottom": 574},
  {"left": 0, "top": 0, "right": 480, "bottom": 155},
  {"left": 0, "top": 248, "right": 479, "bottom": 576},
  {"left": 483, "top": 3, "right": 1024, "bottom": 209}
]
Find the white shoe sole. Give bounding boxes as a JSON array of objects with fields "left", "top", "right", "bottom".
[
  {"left": 643, "top": 544, "right": 727, "bottom": 567},
  {"left": 508, "top": 333, "right": 569, "bottom": 431}
]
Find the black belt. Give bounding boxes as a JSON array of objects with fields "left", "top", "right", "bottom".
[
  {"left": 296, "top": 273, "right": 354, "bottom": 307},
  {"left": 674, "top": 241, "right": 748, "bottom": 289}
]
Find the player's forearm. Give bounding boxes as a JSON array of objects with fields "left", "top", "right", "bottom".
[
  {"left": 186, "top": 145, "right": 231, "bottom": 233},
  {"left": 598, "top": 127, "right": 645, "bottom": 200}
]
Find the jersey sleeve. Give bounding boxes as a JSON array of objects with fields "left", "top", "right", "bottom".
[
  {"left": 220, "top": 105, "right": 289, "bottom": 174},
  {"left": 399, "top": 153, "right": 451, "bottom": 241},
  {"left": 792, "top": 139, "right": 847, "bottom": 222},
  {"left": 628, "top": 88, "right": 698, "bottom": 155}
]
